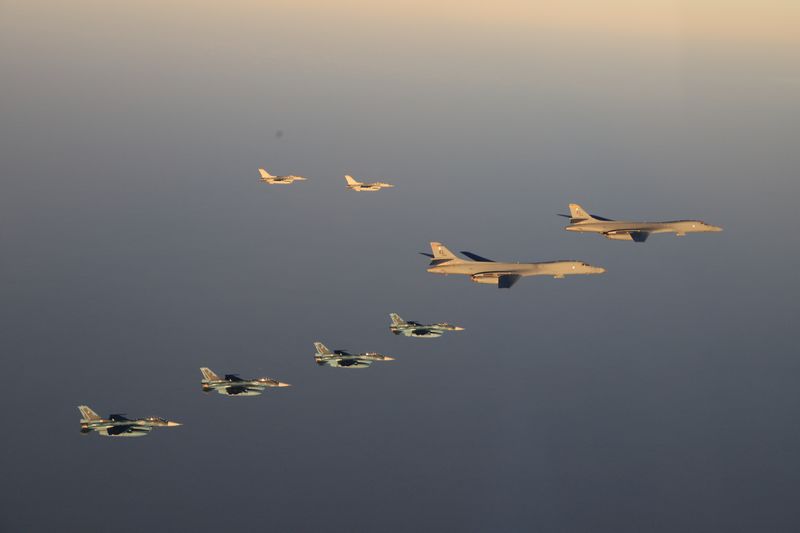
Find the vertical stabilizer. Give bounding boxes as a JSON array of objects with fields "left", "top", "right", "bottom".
[
  {"left": 78, "top": 405, "right": 102, "bottom": 421},
  {"left": 200, "top": 367, "right": 221, "bottom": 381},
  {"left": 258, "top": 168, "right": 274, "bottom": 178},
  {"left": 429, "top": 242, "right": 460, "bottom": 262},
  {"left": 314, "top": 342, "right": 332, "bottom": 355},
  {"left": 389, "top": 313, "right": 406, "bottom": 326},
  {"left": 568, "top": 203, "right": 596, "bottom": 223},
  {"left": 344, "top": 175, "right": 360, "bottom": 186}
]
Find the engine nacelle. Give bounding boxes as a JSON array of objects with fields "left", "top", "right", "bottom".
[
  {"left": 471, "top": 273, "right": 500, "bottom": 284},
  {"left": 603, "top": 233, "right": 634, "bottom": 241}
]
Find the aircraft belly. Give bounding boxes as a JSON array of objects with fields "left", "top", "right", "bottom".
[
  {"left": 409, "top": 331, "right": 443, "bottom": 338},
  {"left": 99, "top": 430, "right": 149, "bottom": 437},
  {"left": 218, "top": 389, "right": 263, "bottom": 396}
]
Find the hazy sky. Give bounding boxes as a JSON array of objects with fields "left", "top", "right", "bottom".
[{"left": 2, "top": 2, "right": 799, "bottom": 532}]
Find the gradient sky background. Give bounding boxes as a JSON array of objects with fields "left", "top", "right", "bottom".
[{"left": 2, "top": 1, "right": 799, "bottom": 531}]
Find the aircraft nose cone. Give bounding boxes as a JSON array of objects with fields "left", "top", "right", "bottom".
[
  {"left": 278, "top": 382, "right": 292, "bottom": 387},
  {"left": 167, "top": 421, "right": 182, "bottom": 427},
  {"left": 454, "top": 327, "right": 465, "bottom": 331},
  {"left": 384, "top": 356, "right": 395, "bottom": 361},
  {"left": 594, "top": 267, "right": 606, "bottom": 274},
  {"left": 711, "top": 225, "right": 723, "bottom": 232}
]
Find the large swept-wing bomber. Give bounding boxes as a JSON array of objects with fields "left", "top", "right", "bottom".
[
  {"left": 313, "top": 341, "right": 395, "bottom": 368},
  {"left": 78, "top": 405, "right": 181, "bottom": 437},
  {"left": 389, "top": 313, "right": 464, "bottom": 338},
  {"left": 258, "top": 168, "right": 308, "bottom": 184},
  {"left": 200, "top": 367, "right": 291, "bottom": 396},
  {"left": 344, "top": 174, "right": 394, "bottom": 191},
  {"left": 423, "top": 242, "right": 605, "bottom": 288},
  {"left": 560, "top": 203, "right": 722, "bottom": 242}
]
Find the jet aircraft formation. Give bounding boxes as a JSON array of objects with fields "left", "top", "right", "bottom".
[
  {"left": 79, "top": 169, "right": 722, "bottom": 436},
  {"left": 257, "top": 167, "right": 395, "bottom": 191}
]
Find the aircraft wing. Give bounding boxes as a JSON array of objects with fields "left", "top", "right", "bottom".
[
  {"left": 604, "top": 229, "right": 650, "bottom": 242},
  {"left": 342, "top": 359, "right": 372, "bottom": 367},
  {"left": 225, "top": 385, "right": 259, "bottom": 395},
  {"left": 460, "top": 251, "right": 494, "bottom": 262},
  {"left": 105, "top": 424, "right": 150, "bottom": 436},
  {"left": 498, "top": 274, "right": 522, "bottom": 288}
]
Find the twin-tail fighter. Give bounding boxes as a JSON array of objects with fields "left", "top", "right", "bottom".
[
  {"left": 258, "top": 168, "right": 308, "bottom": 185},
  {"left": 389, "top": 313, "right": 464, "bottom": 338},
  {"left": 78, "top": 405, "right": 181, "bottom": 438},
  {"left": 422, "top": 242, "right": 605, "bottom": 289},
  {"left": 344, "top": 175, "right": 394, "bottom": 192},
  {"left": 560, "top": 203, "right": 722, "bottom": 242},
  {"left": 200, "top": 367, "right": 291, "bottom": 396},
  {"left": 313, "top": 342, "right": 394, "bottom": 368}
]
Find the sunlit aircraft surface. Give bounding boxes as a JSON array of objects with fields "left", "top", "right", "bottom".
[
  {"left": 78, "top": 405, "right": 181, "bottom": 438},
  {"left": 560, "top": 203, "right": 722, "bottom": 242},
  {"left": 200, "top": 367, "right": 291, "bottom": 396},
  {"left": 422, "top": 242, "right": 605, "bottom": 288},
  {"left": 313, "top": 341, "right": 394, "bottom": 368}
]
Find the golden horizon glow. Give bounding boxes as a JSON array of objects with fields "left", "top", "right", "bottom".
[{"left": 7, "top": 0, "right": 799, "bottom": 45}]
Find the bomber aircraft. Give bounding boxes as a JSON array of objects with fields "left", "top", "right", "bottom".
[
  {"left": 389, "top": 313, "right": 464, "bottom": 338},
  {"left": 313, "top": 341, "right": 394, "bottom": 368},
  {"left": 422, "top": 242, "right": 605, "bottom": 289},
  {"left": 200, "top": 367, "right": 291, "bottom": 396},
  {"left": 344, "top": 175, "right": 394, "bottom": 192},
  {"left": 258, "top": 168, "right": 308, "bottom": 184},
  {"left": 560, "top": 203, "right": 722, "bottom": 242},
  {"left": 78, "top": 405, "right": 181, "bottom": 438}
]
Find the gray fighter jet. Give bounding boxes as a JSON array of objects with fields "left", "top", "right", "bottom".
[
  {"left": 258, "top": 168, "right": 308, "bottom": 184},
  {"left": 78, "top": 405, "right": 181, "bottom": 438},
  {"left": 389, "top": 313, "right": 464, "bottom": 338},
  {"left": 200, "top": 367, "right": 291, "bottom": 396},
  {"left": 560, "top": 203, "right": 722, "bottom": 242},
  {"left": 313, "top": 341, "right": 394, "bottom": 368},
  {"left": 422, "top": 242, "right": 605, "bottom": 288},
  {"left": 344, "top": 175, "right": 394, "bottom": 192}
]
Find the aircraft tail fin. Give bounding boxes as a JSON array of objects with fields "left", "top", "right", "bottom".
[
  {"left": 200, "top": 367, "right": 221, "bottom": 381},
  {"left": 258, "top": 168, "right": 274, "bottom": 178},
  {"left": 568, "top": 203, "right": 597, "bottom": 223},
  {"left": 429, "top": 242, "right": 462, "bottom": 263},
  {"left": 389, "top": 313, "right": 406, "bottom": 326},
  {"left": 78, "top": 405, "right": 102, "bottom": 421},
  {"left": 314, "top": 342, "right": 332, "bottom": 355},
  {"left": 344, "top": 175, "right": 360, "bottom": 186}
]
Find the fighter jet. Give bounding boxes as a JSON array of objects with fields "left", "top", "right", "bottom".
[
  {"left": 560, "top": 203, "right": 722, "bottom": 242},
  {"left": 389, "top": 313, "right": 464, "bottom": 338},
  {"left": 422, "top": 242, "right": 605, "bottom": 289},
  {"left": 200, "top": 367, "right": 291, "bottom": 396},
  {"left": 78, "top": 405, "right": 181, "bottom": 438},
  {"left": 258, "top": 168, "right": 308, "bottom": 184},
  {"left": 313, "top": 341, "right": 394, "bottom": 368},
  {"left": 344, "top": 175, "right": 394, "bottom": 192}
]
